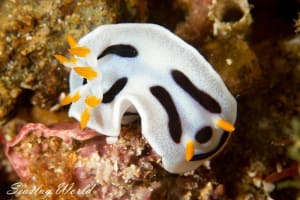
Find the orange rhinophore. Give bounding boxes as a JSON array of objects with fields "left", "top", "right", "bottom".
[{"left": 216, "top": 119, "right": 235, "bottom": 132}]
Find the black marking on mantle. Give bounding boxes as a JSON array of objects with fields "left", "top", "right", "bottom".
[
  {"left": 102, "top": 78, "right": 128, "bottom": 103},
  {"left": 97, "top": 44, "right": 138, "bottom": 59},
  {"left": 190, "top": 132, "right": 229, "bottom": 161},
  {"left": 171, "top": 70, "right": 222, "bottom": 113},
  {"left": 82, "top": 78, "right": 87, "bottom": 85},
  {"left": 195, "top": 126, "right": 213, "bottom": 144},
  {"left": 150, "top": 86, "right": 182, "bottom": 143}
]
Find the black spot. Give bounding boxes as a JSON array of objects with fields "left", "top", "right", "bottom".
[
  {"left": 190, "top": 132, "right": 229, "bottom": 161},
  {"left": 150, "top": 86, "right": 182, "bottom": 143},
  {"left": 171, "top": 70, "right": 221, "bottom": 113},
  {"left": 97, "top": 44, "right": 138, "bottom": 59},
  {"left": 102, "top": 78, "right": 128, "bottom": 103},
  {"left": 82, "top": 78, "right": 87, "bottom": 85},
  {"left": 195, "top": 126, "right": 213, "bottom": 143}
]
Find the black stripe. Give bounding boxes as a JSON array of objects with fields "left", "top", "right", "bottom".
[
  {"left": 102, "top": 78, "right": 128, "bottom": 103},
  {"left": 82, "top": 78, "right": 87, "bottom": 85},
  {"left": 171, "top": 70, "right": 221, "bottom": 113},
  {"left": 190, "top": 132, "right": 229, "bottom": 161},
  {"left": 195, "top": 126, "right": 213, "bottom": 144},
  {"left": 150, "top": 86, "right": 182, "bottom": 143},
  {"left": 97, "top": 44, "right": 138, "bottom": 59},
  {"left": 124, "top": 112, "right": 138, "bottom": 116}
]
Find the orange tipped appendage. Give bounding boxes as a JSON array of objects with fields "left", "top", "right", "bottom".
[
  {"left": 80, "top": 107, "right": 90, "bottom": 129},
  {"left": 69, "top": 46, "right": 90, "bottom": 57},
  {"left": 74, "top": 66, "right": 98, "bottom": 80},
  {"left": 67, "top": 35, "right": 78, "bottom": 48},
  {"left": 185, "top": 140, "right": 195, "bottom": 161},
  {"left": 60, "top": 94, "right": 73, "bottom": 106},
  {"left": 216, "top": 119, "right": 235, "bottom": 132},
  {"left": 70, "top": 56, "right": 77, "bottom": 64},
  {"left": 85, "top": 96, "right": 102, "bottom": 108},
  {"left": 72, "top": 91, "right": 81, "bottom": 102},
  {"left": 54, "top": 54, "right": 69, "bottom": 64},
  {"left": 60, "top": 91, "right": 81, "bottom": 106}
]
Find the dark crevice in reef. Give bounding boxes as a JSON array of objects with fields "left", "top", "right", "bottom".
[
  {"left": 249, "top": 0, "right": 300, "bottom": 40},
  {"left": 147, "top": 0, "right": 185, "bottom": 31}
]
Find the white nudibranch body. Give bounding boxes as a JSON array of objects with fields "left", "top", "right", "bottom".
[{"left": 55, "top": 23, "right": 237, "bottom": 174}]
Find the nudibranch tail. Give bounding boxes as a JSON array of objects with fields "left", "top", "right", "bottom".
[
  {"left": 85, "top": 96, "right": 102, "bottom": 107},
  {"left": 216, "top": 119, "right": 235, "bottom": 132},
  {"left": 67, "top": 35, "right": 78, "bottom": 48},
  {"left": 73, "top": 67, "right": 98, "bottom": 80},
  {"left": 80, "top": 107, "right": 90, "bottom": 129},
  {"left": 185, "top": 140, "right": 195, "bottom": 161},
  {"left": 69, "top": 46, "right": 91, "bottom": 57},
  {"left": 60, "top": 91, "right": 81, "bottom": 106}
]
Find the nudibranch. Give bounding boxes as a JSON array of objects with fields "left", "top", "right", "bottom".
[{"left": 55, "top": 23, "right": 237, "bottom": 174}]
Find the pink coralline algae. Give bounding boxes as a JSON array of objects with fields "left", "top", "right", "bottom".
[
  {"left": 5, "top": 122, "right": 163, "bottom": 199},
  {"left": 5, "top": 123, "right": 98, "bottom": 180}
]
